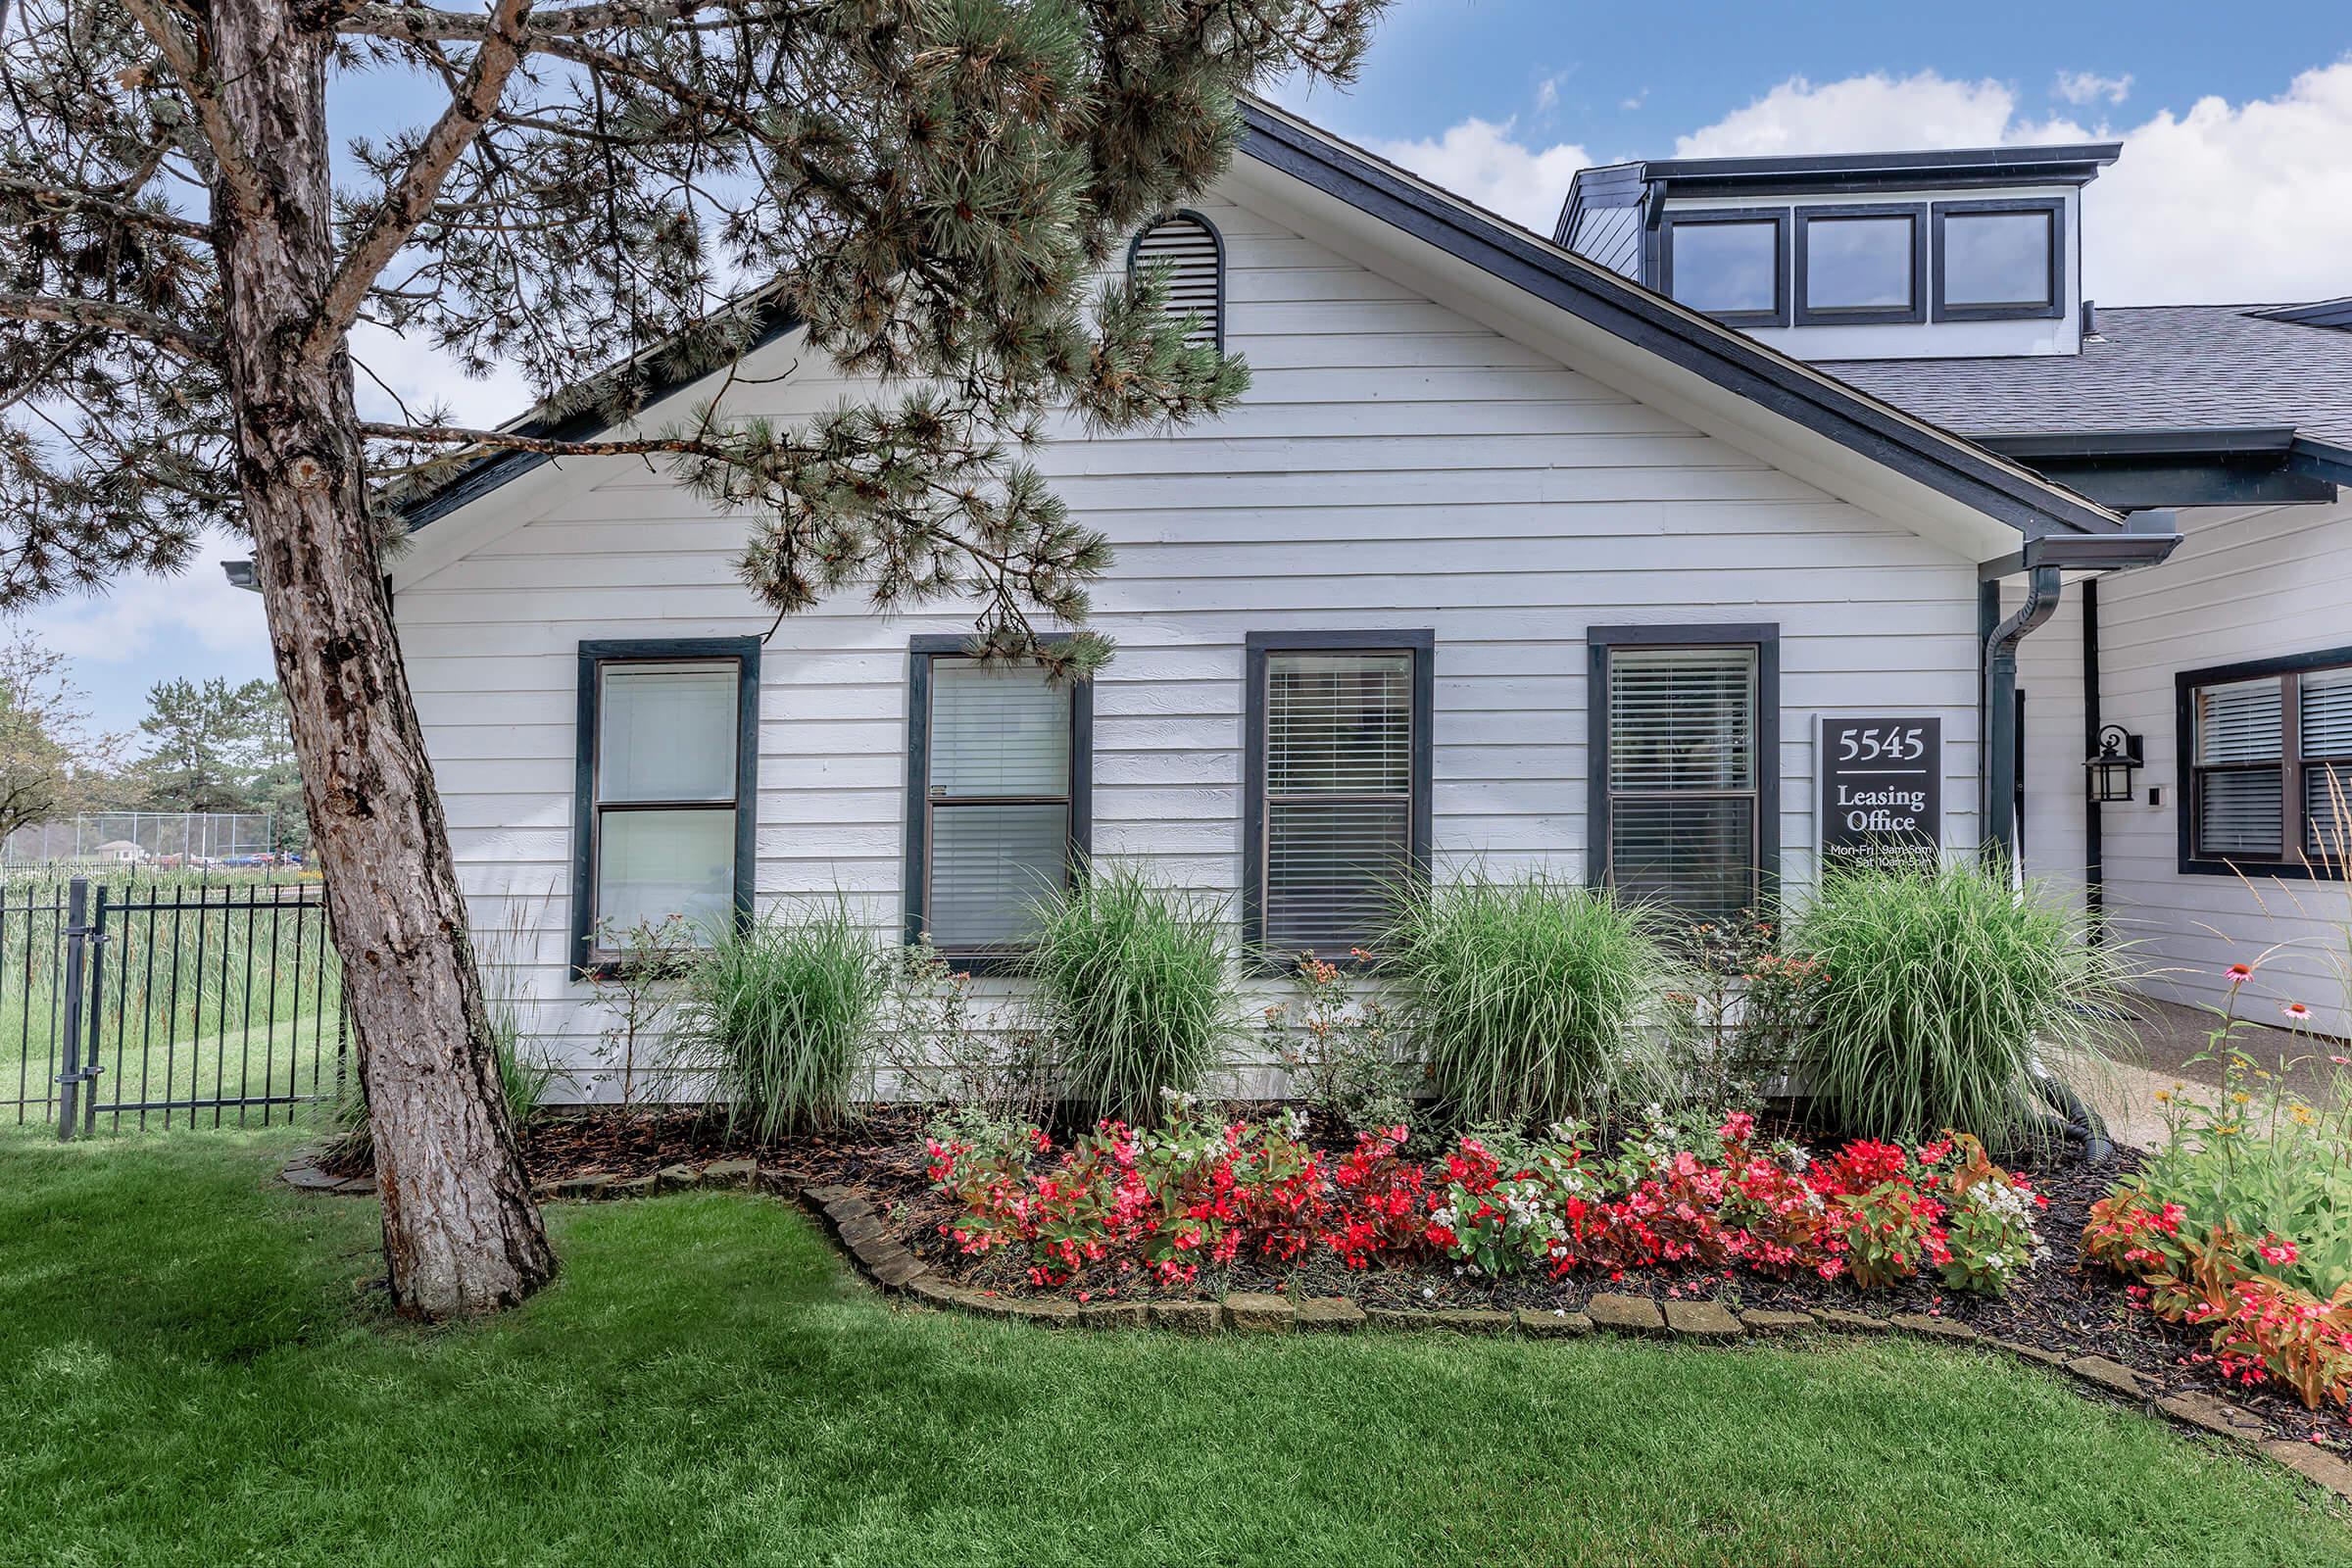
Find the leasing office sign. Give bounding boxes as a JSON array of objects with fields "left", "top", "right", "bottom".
[{"left": 1819, "top": 717, "right": 1942, "bottom": 870}]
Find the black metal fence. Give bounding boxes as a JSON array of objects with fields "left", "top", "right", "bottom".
[{"left": 4, "top": 876, "right": 347, "bottom": 1137}]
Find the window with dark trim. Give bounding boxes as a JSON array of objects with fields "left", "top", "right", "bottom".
[
  {"left": 903, "top": 636, "right": 1092, "bottom": 968},
  {"left": 1933, "top": 198, "right": 2065, "bottom": 321},
  {"left": 1243, "top": 630, "right": 1434, "bottom": 964},
  {"left": 1793, "top": 204, "right": 1927, "bottom": 326},
  {"left": 2179, "top": 647, "right": 2352, "bottom": 879},
  {"left": 1589, "top": 625, "right": 1780, "bottom": 924},
  {"left": 571, "top": 637, "right": 759, "bottom": 971},
  {"left": 1127, "top": 210, "right": 1226, "bottom": 353},
  {"left": 1658, "top": 209, "right": 1789, "bottom": 327}
]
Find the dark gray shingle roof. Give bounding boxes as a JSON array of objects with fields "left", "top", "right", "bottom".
[{"left": 1823, "top": 306, "right": 2352, "bottom": 449}]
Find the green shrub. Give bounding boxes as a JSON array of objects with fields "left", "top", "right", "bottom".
[
  {"left": 1786, "top": 863, "right": 2132, "bottom": 1154},
  {"left": 1026, "top": 863, "right": 1234, "bottom": 1124},
  {"left": 1381, "top": 870, "right": 1675, "bottom": 1128},
  {"left": 675, "top": 904, "right": 887, "bottom": 1139}
]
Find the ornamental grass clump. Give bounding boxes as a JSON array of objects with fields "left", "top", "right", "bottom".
[
  {"left": 1026, "top": 864, "right": 1235, "bottom": 1125},
  {"left": 675, "top": 903, "right": 888, "bottom": 1140},
  {"left": 1382, "top": 870, "right": 1675, "bottom": 1128},
  {"left": 1786, "top": 863, "right": 2132, "bottom": 1156}
]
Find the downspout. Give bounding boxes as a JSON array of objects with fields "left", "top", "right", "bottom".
[
  {"left": 1984, "top": 563, "right": 2114, "bottom": 1159},
  {"left": 2081, "top": 576, "right": 2104, "bottom": 944},
  {"left": 1983, "top": 564, "right": 2061, "bottom": 870}
]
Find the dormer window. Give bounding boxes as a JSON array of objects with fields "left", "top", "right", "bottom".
[
  {"left": 1659, "top": 209, "right": 1788, "bottom": 326},
  {"left": 1934, "top": 199, "right": 2065, "bottom": 321},
  {"left": 1794, "top": 205, "right": 1926, "bottom": 325}
]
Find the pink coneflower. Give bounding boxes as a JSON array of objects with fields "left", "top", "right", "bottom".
[
  {"left": 2282, "top": 1002, "right": 2314, "bottom": 1024},
  {"left": 2226, "top": 963, "right": 2254, "bottom": 987}
]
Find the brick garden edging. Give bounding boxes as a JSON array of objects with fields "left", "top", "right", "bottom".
[{"left": 280, "top": 1151, "right": 2352, "bottom": 1505}]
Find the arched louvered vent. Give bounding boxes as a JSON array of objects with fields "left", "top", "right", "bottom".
[{"left": 1128, "top": 211, "right": 1224, "bottom": 352}]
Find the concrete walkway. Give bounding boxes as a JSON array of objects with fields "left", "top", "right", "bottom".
[{"left": 2061, "top": 995, "right": 2347, "bottom": 1151}]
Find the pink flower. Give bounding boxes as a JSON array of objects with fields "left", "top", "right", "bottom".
[
  {"left": 2225, "top": 963, "right": 2254, "bottom": 987},
  {"left": 2256, "top": 1237, "right": 2299, "bottom": 1267},
  {"left": 2282, "top": 1002, "right": 2313, "bottom": 1023}
]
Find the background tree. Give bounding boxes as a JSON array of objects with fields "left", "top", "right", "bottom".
[
  {"left": 0, "top": 0, "right": 1385, "bottom": 1315},
  {"left": 0, "top": 626, "right": 118, "bottom": 844},
  {"left": 131, "top": 674, "right": 267, "bottom": 811}
]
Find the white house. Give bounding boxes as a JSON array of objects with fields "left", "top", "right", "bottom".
[
  {"left": 1560, "top": 142, "right": 2352, "bottom": 1030},
  {"left": 255, "top": 101, "right": 2352, "bottom": 1097}
]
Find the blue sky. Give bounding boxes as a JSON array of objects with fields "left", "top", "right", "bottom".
[
  {"left": 1293, "top": 0, "right": 2350, "bottom": 155},
  {"left": 19, "top": 1, "right": 2352, "bottom": 741}
]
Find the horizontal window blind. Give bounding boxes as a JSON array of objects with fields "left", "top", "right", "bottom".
[
  {"left": 2303, "top": 669, "right": 2352, "bottom": 760},
  {"left": 2197, "top": 766, "right": 2283, "bottom": 857},
  {"left": 1605, "top": 645, "right": 1759, "bottom": 925},
  {"left": 2307, "top": 766, "right": 2351, "bottom": 858},
  {"left": 922, "top": 658, "right": 1072, "bottom": 952},
  {"left": 1132, "top": 215, "right": 1222, "bottom": 348},
  {"left": 1261, "top": 650, "right": 1414, "bottom": 955},
  {"left": 931, "top": 661, "right": 1070, "bottom": 795},
  {"left": 928, "top": 803, "right": 1068, "bottom": 950},
  {"left": 2195, "top": 678, "right": 2283, "bottom": 765},
  {"left": 1608, "top": 647, "right": 1755, "bottom": 791}
]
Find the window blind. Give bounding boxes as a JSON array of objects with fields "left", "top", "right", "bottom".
[
  {"left": 1261, "top": 651, "right": 1413, "bottom": 954},
  {"left": 581, "top": 651, "right": 747, "bottom": 956},
  {"left": 2303, "top": 669, "right": 2352, "bottom": 858},
  {"left": 1605, "top": 645, "right": 1758, "bottom": 924},
  {"left": 1132, "top": 215, "right": 1222, "bottom": 349},
  {"left": 2192, "top": 677, "right": 2283, "bottom": 858},
  {"left": 923, "top": 658, "right": 1072, "bottom": 952}
]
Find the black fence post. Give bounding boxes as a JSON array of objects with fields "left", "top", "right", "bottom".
[
  {"left": 83, "top": 886, "right": 108, "bottom": 1137},
  {"left": 55, "top": 877, "right": 86, "bottom": 1142}
]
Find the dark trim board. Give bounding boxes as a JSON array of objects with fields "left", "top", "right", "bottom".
[
  {"left": 901, "top": 634, "right": 1093, "bottom": 974},
  {"left": 571, "top": 636, "right": 761, "bottom": 977},
  {"left": 1238, "top": 102, "right": 2122, "bottom": 542},
  {"left": 1585, "top": 623, "right": 1783, "bottom": 916},
  {"left": 2175, "top": 644, "right": 2352, "bottom": 882},
  {"left": 1241, "top": 628, "right": 1435, "bottom": 972}
]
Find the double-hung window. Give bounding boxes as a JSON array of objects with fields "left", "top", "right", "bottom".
[
  {"left": 1243, "top": 631, "right": 1434, "bottom": 962},
  {"left": 905, "top": 638, "right": 1091, "bottom": 965},
  {"left": 2180, "top": 648, "right": 2352, "bottom": 877},
  {"left": 1590, "top": 625, "right": 1780, "bottom": 924},
  {"left": 572, "top": 638, "right": 759, "bottom": 971}
]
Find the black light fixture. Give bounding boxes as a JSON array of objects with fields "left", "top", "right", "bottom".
[{"left": 2086, "top": 723, "right": 2143, "bottom": 804}]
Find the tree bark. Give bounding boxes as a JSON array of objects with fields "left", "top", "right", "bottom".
[{"left": 204, "top": 0, "right": 554, "bottom": 1315}]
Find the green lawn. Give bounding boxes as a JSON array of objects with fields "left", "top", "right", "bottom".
[{"left": 2, "top": 1129, "right": 2345, "bottom": 1568}]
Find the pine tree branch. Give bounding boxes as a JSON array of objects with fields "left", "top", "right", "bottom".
[
  {"left": 304, "top": 0, "right": 534, "bottom": 364},
  {"left": 0, "top": 291, "right": 219, "bottom": 363},
  {"left": 359, "top": 420, "right": 731, "bottom": 460},
  {"left": 0, "top": 174, "right": 214, "bottom": 241},
  {"left": 335, "top": 0, "right": 786, "bottom": 42},
  {"left": 115, "top": 0, "right": 272, "bottom": 222}
]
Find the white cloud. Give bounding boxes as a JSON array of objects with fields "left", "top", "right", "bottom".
[
  {"left": 1535, "top": 75, "right": 1560, "bottom": 114},
  {"left": 2055, "top": 70, "right": 2134, "bottom": 106},
  {"left": 348, "top": 318, "right": 535, "bottom": 428},
  {"left": 1370, "top": 118, "right": 1593, "bottom": 230},
  {"left": 17, "top": 527, "right": 268, "bottom": 668},
  {"left": 1673, "top": 71, "right": 2081, "bottom": 157}
]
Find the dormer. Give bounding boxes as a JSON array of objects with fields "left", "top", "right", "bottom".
[{"left": 1558, "top": 143, "right": 2121, "bottom": 362}]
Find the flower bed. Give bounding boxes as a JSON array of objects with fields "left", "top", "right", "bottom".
[{"left": 926, "top": 1102, "right": 2049, "bottom": 1300}]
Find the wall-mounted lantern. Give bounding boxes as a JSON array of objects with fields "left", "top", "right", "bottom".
[{"left": 2086, "top": 723, "right": 2143, "bottom": 804}]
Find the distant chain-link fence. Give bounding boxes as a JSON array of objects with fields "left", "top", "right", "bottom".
[{"left": 3, "top": 811, "right": 282, "bottom": 867}]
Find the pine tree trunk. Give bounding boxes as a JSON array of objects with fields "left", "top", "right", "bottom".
[{"left": 206, "top": 0, "right": 554, "bottom": 1315}]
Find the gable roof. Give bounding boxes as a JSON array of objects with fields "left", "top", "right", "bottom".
[
  {"left": 384, "top": 101, "right": 2132, "bottom": 550},
  {"left": 1238, "top": 101, "right": 2128, "bottom": 544}
]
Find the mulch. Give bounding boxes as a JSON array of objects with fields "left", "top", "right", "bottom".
[{"left": 399, "top": 1102, "right": 2349, "bottom": 1453}]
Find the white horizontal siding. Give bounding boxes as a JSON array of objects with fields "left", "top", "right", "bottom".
[{"left": 396, "top": 186, "right": 1990, "bottom": 1101}]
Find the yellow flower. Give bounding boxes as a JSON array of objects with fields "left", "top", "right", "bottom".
[
  {"left": 2230, "top": 1091, "right": 2251, "bottom": 1104},
  {"left": 2291, "top": 1104, "right": 2316, "bottom": 1126},
  {"left": 2154, "top": 1090, "right": 2172, "bottom": 1104}
]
